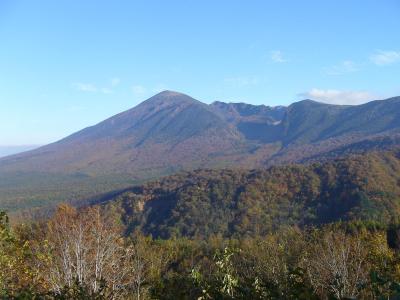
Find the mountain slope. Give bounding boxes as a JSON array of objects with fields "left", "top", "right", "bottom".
[{"left": 281, "top": 97, "right": 400, "bottom": 145}]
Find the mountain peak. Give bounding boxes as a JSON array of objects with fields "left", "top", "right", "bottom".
[
  {"left": 295, "top": 99, "right": 323, "bottom": 105},
  {"left": 153, "top": 90, "right": 195, "bottom": 100},
  {"left": 141, "top": 90, "right": 201, "bottom": 107},
  {"left": 156, "top": 90, "right": 186, "bottom": 97},
  {"left": 293, "top": 99, "right": 343, "bottom": 107}
]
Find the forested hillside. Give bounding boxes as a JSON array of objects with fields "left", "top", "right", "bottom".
[{"left": 99, "top": 148, "right": 400, "bottom": 238}]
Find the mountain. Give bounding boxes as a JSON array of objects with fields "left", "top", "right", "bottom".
[
  {"left": 96, "top": 148, "right": 400, "bottom": 238},
  {"left": 1, "top": 91, "right": 400, "bottom": 213},
  {"left": 0, "top": 91, "right": 242, "bottom": 176}
]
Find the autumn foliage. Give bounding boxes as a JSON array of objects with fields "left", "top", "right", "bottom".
[{"left": 1, "top": 203, "right": 400, "bottom": 299}]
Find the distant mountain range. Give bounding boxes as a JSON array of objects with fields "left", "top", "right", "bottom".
[{"left": 1, "top": 90, "right": 400, "bottom": 213}]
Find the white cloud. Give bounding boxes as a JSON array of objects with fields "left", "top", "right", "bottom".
[
  {"left": 100, "top": 88, "right": 113, "bottom": 94},
  {"left": 72, "top": 79, "right": 120, "bottom": 94},
  {"left": 132, "top": 85, "right": 147, "bottom": 96},
  {"left": 111, "top": 77, "right": 120, "bottom": 87},
  {"left": 67, "top": 105, "right": 85, "bottom": 112},
  {"left": 72, "top": 83, "right": 98, "bottom": 92},
  {"left": 130, "top": 84, "right": 172, "bottom": 98},
  {"left": 151, "top": 83, "right": 169, "bottom": 93},
  {"left": 325, "top": 60, "right": 358, "bottom": 75},
  {"left": 370, "top": 50, "right": 400, "bottom": 66},
  {"left": 270, "top": 50, "right": 287, "bottom": 63},
  {"left": 299, "top": 88, "right": 379, "bottom": 105},
  {"left": 224, "top": 76, "right": 259, "bottom": 87}
]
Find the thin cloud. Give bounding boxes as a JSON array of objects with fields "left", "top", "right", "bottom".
[
  {"left": 73, "top": 79, "right": 120, "bottom": 94},
  {"left": 270, "top": 50, "right": 287, "bottom": 63},
  {"left": 152, "top": 83, "right": 169, "bottom": 93},
  {"left": 299, "top": 88, "right": 379, "bottom": 105},
  {"left": 370, "top": 50, "right": 400, "bottom": 66},
  {"left": 224, "top": 76, "right": 259, "bottom": 87},
  {"left": 67, "top": 105, "right": 85, "bottom": 112},
  {"left": 72, "top": 83, "right": 98, "bottom": 92},
  {"left": 325, "top": 60, "right": 358, "bottom": 75},
  {"left": 100, "top": 88, "right": 113, "bottom": 94},
  {"left": 130, "top": 84, "right": 171, "bottom": 98},
  {"left": 132, "top": 85, "right": 147, "bottom": 96},
  {"left": 111, "top": 77, "right": 121, "bottom": 87}
]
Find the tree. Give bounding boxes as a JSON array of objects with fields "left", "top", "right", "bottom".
[
  {"left": 306, "top": 231, "right": 369, "bottom": 299},
  {"left": 0, "top": 211, "right": 40, "bottom": 297},
  {"left": 127, "top": 233, "right": 154, "bottom": 300},
  {"left": 36, "top": 204, "right": 132, "bottom": 298},
  {"left": 0, "top": 210, "right": 15, "bottom": 296}
]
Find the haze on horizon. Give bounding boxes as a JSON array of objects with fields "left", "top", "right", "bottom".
[{"left": 1, "top": 0, "right": 399, "bottom": 146}]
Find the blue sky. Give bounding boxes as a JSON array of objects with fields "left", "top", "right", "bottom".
[{"left": 1, "top": 0, "right": 400, "bottom": 145}]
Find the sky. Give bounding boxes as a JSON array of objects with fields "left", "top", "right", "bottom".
[{"left": 0, "top": 0, "right": 400, "bottom": 145}]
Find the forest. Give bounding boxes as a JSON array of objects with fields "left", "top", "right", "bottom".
[
  {"left": 2, "top": 204, "right": 400, "bottom": 299},
  {"left": 3, "top": 149, "right": 400, "bottom": 299},
  {"left": 98, "top": 149, "right": 400, "bottom": 239}
]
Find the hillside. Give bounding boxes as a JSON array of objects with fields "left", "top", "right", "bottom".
[
  {"left": 98, "top": 149, "right": 400, "bottom": 238},
  {"left": 1, "top": 91, "right": 400, "bottom": 212}
]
